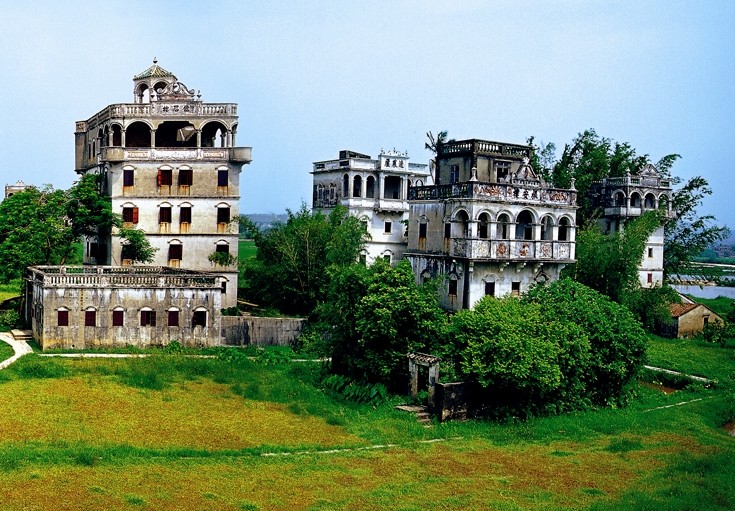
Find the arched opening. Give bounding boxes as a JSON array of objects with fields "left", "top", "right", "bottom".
[
  {"left": 202, "top": 121, "right": 228, "bottom": 148},
  {"left": 136, "top": 84, "right": 150, "bottom": 104},
  {"left": 558, "top": 217, "right": 571, "bottom": 241},
  {"left": 125, "top": 122, "right": 151, "bottom": 148},
  {"left": 614, "top": 191, "right": 625, "bottom": 207},
  {"left": 515, "top": 210, "right": 534, "bottom": 240},
  {"left": 478, "top": 212, "right": 490, "bottom": 239},
  {"left": 102, "top": 126, "right": 109, "bottom": 148},
  {"left": 111, "top": 124, "right": 123, "bottom": 146},
  {"left": 384, "top": 176, "right": 402, "bottom": 199},
  {"left": 366, "top": 176, "right": 375, "bottom": 198},
  {"left": 540, "top": 215, "right": 554, "bottom": 241},
  {"left": 342, "top": 174, "right": 349, "bottom": 197},
  {"left": 630, "top": 192, "right": 642, "bottom": 208},
  {"left": 644, "top": 193, "right": 655, "bottom": 209},
  {"left": 455, "top": 210, "right": 469, "bottom": 238},
  {"left": 353, "top": 175, "right": 362, "bottom": 198},
  {"left": 156, "top": 121, "right": 197, "bottom": 148},
  {"left": 497, "top": 213, "right": 511, "bottom": 239}
]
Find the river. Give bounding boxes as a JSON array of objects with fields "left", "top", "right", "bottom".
[{"left": 672, "top": 285, "right": 735, "bottom": 300}]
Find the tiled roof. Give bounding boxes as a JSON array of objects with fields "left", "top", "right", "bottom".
[
  {"left": 670, "top": 303, "right": 700, "bottom": 318},
  {"left": 134, "top": 59, "right": 174, "bottom": 80}
]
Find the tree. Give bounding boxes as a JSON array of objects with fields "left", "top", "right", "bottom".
[
  {"left": 664, "top": 176, "right": 730, "bottom": 278},
  {"left": 443, "top": 296, "right": 589, "bottom": 418},
  {"left": 425, "top": 130, "right": 454, "bottom": 182},
  {"left": 524, "top": 279, "right": 647, "bottom": 407},
  {"left": 0, "top": 186, "right": 78, "bottom": 280},
  {"left": 241, "top": 204, "right": 368, "bottom": 316},
  {"left": 569, "top": 211, "right": 661, "bottom": 302},
  {"left": 541, "top": 129, "right": 728, "bottom": 277},
  {"left": 314, "top": 259, "right": 447, "bottom": 388},
  {"left": 118, "top": 227, "right": 157, "bottom": 264}
]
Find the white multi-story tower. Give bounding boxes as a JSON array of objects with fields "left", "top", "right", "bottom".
[
  {"left": 312, "top": 149, "right": 431, "bottom": 264},
  {"left": 74, "top": 60, "right": 251, "bottom": 307},
  {"left": 406, "top": 139, "right": 578, "bottom": 310},
  {"left": 591, "top": 165, "right": 674, "bottom": 287}
]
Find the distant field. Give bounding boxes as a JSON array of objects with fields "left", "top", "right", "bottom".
[
  {"left": 0, "top": 340, "right": 734, "bottom": 510},
  {"left": 239, "top": 239, "right": 257, "bottom": 261}
]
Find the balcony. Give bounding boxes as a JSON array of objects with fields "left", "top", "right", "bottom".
[
  {"left": 409, "top": 182, "right": 576, "bottom": 207},
  {"left": 101, "top": 146, "right": 252, "bottom": 164},
  {"left": 449, "top": 238, "right": 573, "bottom": 261}
]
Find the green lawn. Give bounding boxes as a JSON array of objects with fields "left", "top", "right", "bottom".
[
  {"left": 0, "top": 342, "right": 734, "bottom": 510},
  {"left": 0, "top": 340, "right": 14, "bottom": 361},
  {"left": 239, "top": 238, "right": 257, "bottom": 262}
]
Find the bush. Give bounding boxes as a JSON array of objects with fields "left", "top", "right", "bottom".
[
  {"left": 0, "top": 309, "right": 21, "bottom": 330},
  {"left": 524, "top": 279, "right": 648, "bottom": 407},
  {"left": 442, "top": 296, "right": 590, "bottom": 418}
]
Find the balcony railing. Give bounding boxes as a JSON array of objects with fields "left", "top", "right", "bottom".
[
  {"left": 409, "top": 182, "right": 576, "bottom": 206},
  {"left": 449, "top": 239, "right": 573, "bottom": 261},
  {"left": 598, "top": 175, "right": 672, "bottom": 189},
  {"left": 101, "top": 146, "right": 252, "bottom": 164},
  {"left": 438, "top": 140, "right": 532, "bottom": 159},
  {"left": 26, "top": 266, "right": 221, "bottom": 289},
  {"left": 86, "top": 103, "right": 238, "bottom": 124}
]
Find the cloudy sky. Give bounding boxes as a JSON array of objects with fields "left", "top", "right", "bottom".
[{"left": 1, "top": 0, "right": 732, "bottom": 227}]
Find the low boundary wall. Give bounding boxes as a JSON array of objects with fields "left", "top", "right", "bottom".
[{"left": 221, "top": 316, "right": 306, "bottom": 346}]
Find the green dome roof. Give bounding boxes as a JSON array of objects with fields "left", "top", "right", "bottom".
[{"left": 133, "top": 58, "right": 175, "bottom": 80}]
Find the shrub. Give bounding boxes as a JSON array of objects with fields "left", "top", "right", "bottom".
[
  {"left": 524, "top": 279, "right": 647, "bottom": 407},
  {"left": 442, "top": 296, "right": 590, "bottom": 418}
]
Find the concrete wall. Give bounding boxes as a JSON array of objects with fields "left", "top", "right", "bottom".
[{"left": 221, "top": 316, "right": 307, "bottom": 346}]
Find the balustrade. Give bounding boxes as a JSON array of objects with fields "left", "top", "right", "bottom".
[
  {"left": 448, "top": 239, "right": 573, "bottom": 261},
  {"left": 408, "top": 182, "right": 575, "bottom": 206}
]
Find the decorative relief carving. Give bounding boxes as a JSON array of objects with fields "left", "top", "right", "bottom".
[
  {"left": 541, "top": 243, "right": 552, "bottom": 258},
  {"left": 496, "top": 242, "right": 508, "bottom": 257},
  {"left": 519, "top": 242, "right": 530, "bottom": 257}
]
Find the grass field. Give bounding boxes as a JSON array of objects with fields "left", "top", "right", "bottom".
[{"left": 0, "top": 340, "right": 734, "bottom": 510}]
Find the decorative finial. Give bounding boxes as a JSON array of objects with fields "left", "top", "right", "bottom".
[{"left": 153, "top": 57, "right": 158, "bottom": 64}]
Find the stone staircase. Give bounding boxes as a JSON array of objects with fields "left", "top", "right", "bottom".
[
  {"left": 396, "top": 405, "right": 432, "bottom": 426},
  {"left": 11, "top": 330, "right": 32, "bottom": 342}
]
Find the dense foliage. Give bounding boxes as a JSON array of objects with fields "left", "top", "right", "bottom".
[
  {"left": 241, "top": 204, "right": 368, "bottom": 316},
  {"left": 524, "top": 279, "right": 647, "bottom": 407},
  {"left": 0, "top": 174, "right": 155, "bottom": 280},
  {"left": 306, "top": 260, "right": 446, "bottom": 389},
  {"left": 442, "top": 296, "right": 590, "bottom": 418}
]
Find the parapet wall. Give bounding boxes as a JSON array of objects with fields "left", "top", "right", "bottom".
[{"left": 221, "top": 316, "right": 306, "bottom": 346}]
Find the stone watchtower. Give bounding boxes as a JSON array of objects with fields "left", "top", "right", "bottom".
[
  {"left": 74, "top": 60, "right": 252, "bottom": 307},
  {"left": 590, "top": 164, "right": 674, "bottom": 287},
  {"left": 405, "top": 139, "right": 578, "bottom": 310}
]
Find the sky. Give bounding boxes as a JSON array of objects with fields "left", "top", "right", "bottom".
[{"left": 0, "top": 0, "right": 733, "bottom": 228}]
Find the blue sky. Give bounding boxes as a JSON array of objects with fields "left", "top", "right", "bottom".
[{"left": 0, "top": 0, "right": 732, "bottom": 228}]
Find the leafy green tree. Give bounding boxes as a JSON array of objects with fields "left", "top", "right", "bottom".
[
  {"left": 315, "top": 259, "right": 447, "bottom": 388},
  {"left": 524, "top": 279, "right": 647, "bottom": 407},
  {"left": 569, "top": 211, "right": 661, "bottom": 302},
  {"left": 241, "top": 204, "right": 368, "bottom": 316},
  {"left": 0, "top": 187, "right": 78, "bottom": 280},
  {"left": 443, "top": 296, "right": 589, "bottom": 418},
  {"left": 119, "top": 227, "right": 157, "bottom": 264},
  {"left": 664, "top": 176, "right": 730, "bottom": 278},
  {"left": 66, "top": 173, "right": 116, "bottom": 239}
]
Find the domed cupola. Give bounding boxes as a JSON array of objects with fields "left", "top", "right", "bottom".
[{"left": 132, "top": 58, "right": 197, "bottom": 104}]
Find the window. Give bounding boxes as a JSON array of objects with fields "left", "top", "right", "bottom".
[
  {"left": 485, "top": 281, "right": 496, "bottom": 297},
  {"left": 703, "top": 316, "right": 709, "bottom": 328},
  {"left": 192, "top": 310, "right": 207, "bottom": 328},
  {"left": 168, "top": 244, "right": 182, "bottom": 261},
  {"left": 353, "top": 176, "right": 362, "bottom": 197},
  {"left": 89, "top": 242, "right": 98, "bottom": 258},
  {"left": 57, "top": 309, "right": 69, "bottom": 327},
  {"left": 168, "top": 310, "right": 180, "bottom": 327},
  {"left": 444, "top": 223, "right": 451, "bottom": 239},
  {"left": 178, "top": 167, "right": 193, "bottom": 187},
  {"left": 85, "top": 310, "right": 96, "bottom": 327},
  {"left": 140, "top": 310, "right": 156, "bottom": 327},
  {"left": 123, "top": 168, "right": 135, "bottom": 187},
  {"left": 359, "top": 254, "right": 367, "bottom": 265},
  {"left": 217, "top": 206, "right": 231, "bottom": 224},
  {"left": 648, "top": 248, "right": 654, "bottom": 258},
  {"left": 478, "top": 214, "right": 489, "bottom": 239},
  {"left": 159, "top": 207, "right": 172, "bottom": 223},
  {"left": 384, "top": 221, "right": 392, "bottom": 234},
  {"left": 647, "top": 273, "right": 653, "bottom": 284},
  {"left": 122, "top": 207, "right": 139, "bottom": 224},
  {"left": 419, "top": 222, "right": 427, "bottom": 240},
  {"left": 558, "top": 218, "right": 570, "bottom": 241},
  {"left": 217, "top": 169, "right": 228, "bottom": 187},
  {"left": 450, "top": 165, "right": 460, "bottom": 184},
  {"left": 112, "top": 310, "right": 124, "bottom": 327},
  {"left": 511, "top": 281, "right": 521, "bottom": 297},
  {"left": 157, "top": 168, "right": 172, "bottom": 187},
  {"left": 216, "top": 244, "right": 230, "bottom": 255},
  {"left": 383, "top": 254, "right": 391, "bottom": 264},
  {"left": 495, "top": 161, "right": 511, "bottom": 181},
  {"left": 448, "top": 279, "right": 458, "bottom": 296},
  {"left": 221, "top": 282, "right": 227, "bottom": 294}
]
